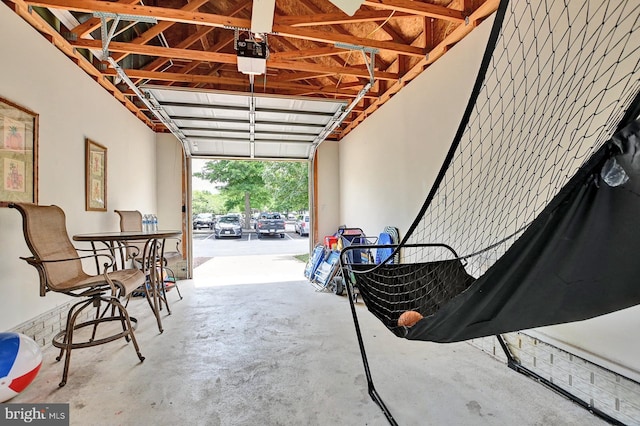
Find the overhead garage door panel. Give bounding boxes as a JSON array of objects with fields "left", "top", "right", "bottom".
[
  {"left": 184, "top": 129, "right": 251, "bottom": 139},
  {"left": 254, "top": 141, "right": 312, "bottom": 159},
  {"left": 175, "top": 120, "right": 250, "bottom": 131},
  {"left": 190, "top": 139, "right": 251, "bottom": 158},
  {"left": 142, "top": 86, "right": 347, "bottom": 160}
]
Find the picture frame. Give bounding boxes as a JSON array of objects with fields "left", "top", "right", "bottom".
[
  {"left": 0, "top": 96, "right": 38, "bottom": 207},
  {"left": 85, "top": 138, "right": 107, "bottom": 211}
]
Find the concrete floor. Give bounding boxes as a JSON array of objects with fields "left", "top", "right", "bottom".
[{"left": 11, "top": 254, "right": 606, "bottom": 426}]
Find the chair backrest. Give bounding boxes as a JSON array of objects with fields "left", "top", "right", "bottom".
[
  {"left": 114, "top": 210, "right": 146, "bottom": 260},
  {"left": 11, "top": 203, "right": 86, "bottom": 292},
  {"left": 115, "top": 210, "right": 142, "bottom": 232}
]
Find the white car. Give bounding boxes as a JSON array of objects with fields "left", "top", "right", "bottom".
[
  {"left": 295, "top": 215, "right": 309, "bottom": 236},
  {"left": 214, "top": 215, "right": 242, "bottom": 238}
]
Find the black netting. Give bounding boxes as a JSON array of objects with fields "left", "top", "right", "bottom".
[
  {"left": 405, "top": 0, "right": 640, "bottom": 277},
  {"left": 351, "top": 260, "right": 475, "bottom": 335},
  {"left": 342, "top": 0, "right": 640, "bottom": 341}
]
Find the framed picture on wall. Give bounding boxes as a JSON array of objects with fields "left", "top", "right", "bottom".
[
  {"left": 85, "top": 138, "right": 107, "bottom": 211},
  {"left": 0, "top": 96, "right": 38, "bottom": 207}
]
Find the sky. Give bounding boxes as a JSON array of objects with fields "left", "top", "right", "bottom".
[{"left": 192, "top": 158, "right": 218, "bottom": 192}]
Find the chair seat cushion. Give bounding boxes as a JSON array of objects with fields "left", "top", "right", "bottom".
[
  {"left": 107, "top": 269, "right": 146, "bottom": 295},
  {"left": 58, "top": 268, "right": 145, "bottom": 296}
]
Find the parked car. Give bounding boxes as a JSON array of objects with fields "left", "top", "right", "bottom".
[
  {"left": 255, "top": 212, "right": 285, "bottom": 238},
  {"left": 193, "top": 213, "right": 214, "bottom": 230},
  {"left": 214, "top": 215, "right": 242, "bottom": 238},
  {"left": 295, "top": 215, "right": 309, "bottom": 236}
]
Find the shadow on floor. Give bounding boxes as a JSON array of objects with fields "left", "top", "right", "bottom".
[{"left": 9, "top": 255, "right": 606, "bottom": 426}]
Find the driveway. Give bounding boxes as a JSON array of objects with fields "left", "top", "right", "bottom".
[{"left": 193, "top": 228, "right": 311, "bottom": 267}]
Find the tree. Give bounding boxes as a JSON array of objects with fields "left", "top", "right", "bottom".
[
  {"left": 262, "top": 162, "right": 309, "bottom": 212},
  {"left": 192, "top": 190, "right": 225, "bottom": 215},
  {"left": 194, "top": 160, "right": 271, "bottom": 227},
  {"left": 194, "top": 160, "right": 310, "bottom": 226}
]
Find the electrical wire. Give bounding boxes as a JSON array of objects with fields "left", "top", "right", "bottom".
[{"left": 335, "top": 11, "right": 395, "bottom": 89}]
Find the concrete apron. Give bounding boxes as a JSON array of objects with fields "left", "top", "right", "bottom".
[{"left": 10, "top": 255, "right": 605, "bottom": 426}]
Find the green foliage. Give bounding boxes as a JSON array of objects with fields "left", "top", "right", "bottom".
[
  {"left": 262, "top": 162, "right": 309, "bottom": 212},
  {"left": 194, "top": 159, "right": 309, "bottom": 214},
  {"left": 192, "top": 190, "right": 225, "bottom": 215},
  {"left": 194, "top": 161, "right": 270, "bottom": 217}
]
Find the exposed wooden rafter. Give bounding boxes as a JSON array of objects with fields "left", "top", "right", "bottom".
[
  {"left": 6, "top": 0, "right": 499, "bottom": 138},
  {"left": 362, "top": 0, "right": 466, "bottom": 22},
  {"left": 275, "top": 10, "right": 414, "bottom": 27}
]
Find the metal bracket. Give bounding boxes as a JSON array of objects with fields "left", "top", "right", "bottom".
[
  {"left": 334, "top": 42, "right": 378, "bottom": 85},
  {"left": 94, "top": 12, "right": 157, "bottom": 58},
  {"left": 334, "top": 42, "right": 378, "bottom": 55},
  {"left": 308, "top": 43, "right": 379, "bottom": 158},
  {"left": 93, "top": 11, "right": 158, "bottom": 23}
]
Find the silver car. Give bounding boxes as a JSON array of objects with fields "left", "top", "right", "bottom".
[
  {"left": 295, "top": 215, "right": 310, "bottom": 236},
  {"left": 214, "top": 215, "right": 242, "bottom": 239}
]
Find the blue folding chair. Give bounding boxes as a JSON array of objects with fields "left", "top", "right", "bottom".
[
  {"left": 312, "top": 250, "right": 341, "bottom": 290},
  {"left": 375, "top": 232, "right": 394, "bottom": 264},
  {"left": 304, "top": 245, "right": 326, "bottom": 280}
]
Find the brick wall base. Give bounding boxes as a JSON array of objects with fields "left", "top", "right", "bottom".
[
  {"left": 470, "top": 333, "right": 640, "bottom": 424},
  {"left": 10, "top": 301, "right": 93, "bottom": 349}
]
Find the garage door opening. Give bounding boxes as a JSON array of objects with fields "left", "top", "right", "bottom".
[{"left": 190, "top": 158, "right": 311, "bottom": 270}]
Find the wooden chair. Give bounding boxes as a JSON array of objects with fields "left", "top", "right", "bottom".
[{"left": 10, "top": 203, "right": 145, "bottom": 387}]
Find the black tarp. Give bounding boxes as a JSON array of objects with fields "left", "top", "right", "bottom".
[{"left": 356, "top": 120, "right": 640, "bottom": 343}]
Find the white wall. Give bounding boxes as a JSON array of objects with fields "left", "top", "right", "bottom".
[
  {"left": 334, "top": 13, "right": 640, "bottom": 379},
  {"left": 338, "top": 16, "right": 495, "bottom": 240},
  {"left": 0, "top": 3, "right": 158, "bottom": 331},
  {"left": 156, "top": 133, "right": 185, "bottom": 231},
  {"left": 314, "top": 140, "right": 340, "bottom": 245}
]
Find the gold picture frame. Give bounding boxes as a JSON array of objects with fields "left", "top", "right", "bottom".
[
  {"left": 85, "top": 138, "right": 107, "bottom": 211},
  {"left": 0, "top": 96, "right": 38, "bottom": 207}
]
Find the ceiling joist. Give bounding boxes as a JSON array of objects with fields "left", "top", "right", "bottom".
[{"left": 8, "top": 0, "right": 499, "bottom": 142}]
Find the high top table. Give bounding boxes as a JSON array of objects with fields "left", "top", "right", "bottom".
[{"left": 73, "top": 230, "right": 182, "bottom": 333}]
